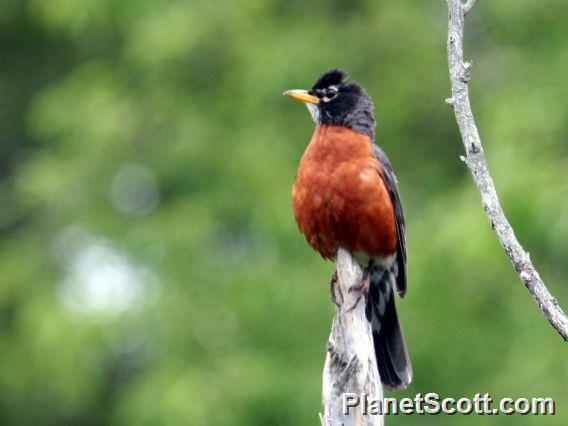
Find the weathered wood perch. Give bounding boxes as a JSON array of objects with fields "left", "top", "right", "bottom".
[
  {"left": 446, "top": 0, "right": 568, "bottom": 341},
  {"left": 321, "top": 248, "right": 383, "bottom": 425}
]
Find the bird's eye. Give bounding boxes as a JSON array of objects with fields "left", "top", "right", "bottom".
[{"left": 325, "top": 87, "right": 338, "bottom": 100}]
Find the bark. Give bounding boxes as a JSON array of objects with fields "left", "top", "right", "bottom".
[{"left": 321, "top": 248, "right": 383, "bottom": 425}]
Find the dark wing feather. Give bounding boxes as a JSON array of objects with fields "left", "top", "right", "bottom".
[{"left": 372, "top": 144, "right": 407, "bottom": 297}]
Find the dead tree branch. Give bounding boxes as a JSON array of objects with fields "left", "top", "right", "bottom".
[
  {"left": 463, "top": 0, "right": 478, "bottom": 15},
  {"left": 321, "top": 248, "right": 383, "bottom": 425},
  {"left": 445, "top": 0, "right": 568, "bottom": 341}
]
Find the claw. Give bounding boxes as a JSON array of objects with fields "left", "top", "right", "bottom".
[
  {"left": 346, "top": 273, "right": 370, "bottom": 312},
  {"left": 328, "top": 271, "right": 342, "bottom": 307}
]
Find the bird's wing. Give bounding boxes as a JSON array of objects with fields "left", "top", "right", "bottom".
[{"left": 372, "top": 144, "right": 407, "bottom": 297}]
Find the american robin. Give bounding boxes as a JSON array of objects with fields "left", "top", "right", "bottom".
[{"left": 284, "top": 69, "right": 412, "bottom": 390}]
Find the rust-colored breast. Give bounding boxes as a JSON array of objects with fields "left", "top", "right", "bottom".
[{"left": 291, "top": 125, "right": 397, "bottom": 260}]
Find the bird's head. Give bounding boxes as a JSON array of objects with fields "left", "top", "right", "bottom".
[{"left": 284, "top": 69, "right": 376, "bottom": 139}]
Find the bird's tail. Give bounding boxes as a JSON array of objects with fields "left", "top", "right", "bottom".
[{"left": 366, "top": 270, "right": 412, "bottom": 390}]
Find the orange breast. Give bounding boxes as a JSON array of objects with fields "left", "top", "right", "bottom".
[{"left": 291, "top": 125, "right": 397, "bottom": 260}]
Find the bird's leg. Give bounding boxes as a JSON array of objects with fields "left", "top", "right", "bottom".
[
  {"left": 328, "top": 270, "right": 342, "bottom": 307},
  {"left": 347, "top": 271, "right": 371, "bottom": 312}
]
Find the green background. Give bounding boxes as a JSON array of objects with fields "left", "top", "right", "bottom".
[{"left": 1, "top": 0, "right": 566, "bottom": 424}]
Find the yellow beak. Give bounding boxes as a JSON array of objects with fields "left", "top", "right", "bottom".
[{"left": 283, "top": 89, "right": 320, "bottom": 104}]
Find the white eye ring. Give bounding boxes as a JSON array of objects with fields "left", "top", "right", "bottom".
[{"left": 323, "top": 86, "right": 338, "bottom": 102}]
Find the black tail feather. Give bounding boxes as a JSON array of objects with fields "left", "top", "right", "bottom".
[{"left": 366, "top": 270, "right": 412, "bottom": 390}]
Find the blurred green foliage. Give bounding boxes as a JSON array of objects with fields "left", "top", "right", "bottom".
[{"left": 1, "top": 0, "right": 567, "bottom": 424}]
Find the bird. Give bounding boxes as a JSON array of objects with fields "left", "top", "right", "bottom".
[{"left": 283, "top": 69, "right": 412, "bottom": 390}]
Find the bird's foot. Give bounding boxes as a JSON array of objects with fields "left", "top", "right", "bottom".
[
  {"left": 328, "top": 271, "right": 343, "bottom": 307},
  {"left": 347, "top": 273, "right": 370, "bottom": 312}
]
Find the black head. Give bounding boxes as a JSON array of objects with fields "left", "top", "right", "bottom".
[{"left": 284, "top": 69, "right": 376, "bottom": 139}]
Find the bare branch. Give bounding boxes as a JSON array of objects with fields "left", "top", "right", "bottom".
[
  {"left": 445, "top": 0, "right": 568, "bottom": 341},
  {"left": 463, "top": 0, "right": 479, "bottom": 15},
  {"left": 321, "top": 248, "right": 383, "bottom": 425}
]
